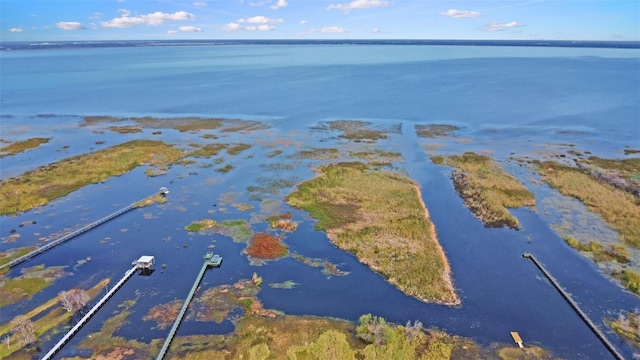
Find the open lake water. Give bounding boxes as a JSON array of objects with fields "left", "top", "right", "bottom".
[{"left": 1, "top": 42, "right": 639, "bottom": 359}]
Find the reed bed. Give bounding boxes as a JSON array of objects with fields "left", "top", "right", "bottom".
[
  {"left": 0, "top": 140, "right": 184, "bottom": 215},
  {"left": 435, "top": 152, "right": 535, "bottom": 229},
  {"left": 287, "top": 161, "right": 458, "bottom": 304},
  {"left": 0, "top": 137, "right": 49, "bottom": 158}
]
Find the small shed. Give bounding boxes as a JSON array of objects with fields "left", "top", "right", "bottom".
[{"left": 133, "top": 255, "right": 155, "bottom": 270}]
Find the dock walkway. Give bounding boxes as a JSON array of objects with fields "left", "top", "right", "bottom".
[
  {"left": 523, "top": 253, "right": 624, "bottom": 360},
  {"left": 156, "top": 252, "right": 220, "bottom": 360},
  {"left": 1, "top": 188, "right": 168, "bottom": 271},
  {"left": 40, "top": 262, "right": 144, "bottom": 360}
]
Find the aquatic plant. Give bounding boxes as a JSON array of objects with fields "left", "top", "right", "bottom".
[
  {"left": 415, "top": 124, "right": 460, "bottom": 138},
  {"left": 563, "top": 236, "right": 630, "bottom": 263},
  {"left": 184, "top": 219, "right": 217, "bottom": 232},
  {"left": 609, "top": 311, "right": 640, "bottom": 347},
  {"left": 227, "top": 143, "right": 252, "bottom": 156},
  {"left": 328, "top": 120, "right": 387, "bottom": 142},
  {"left": 436, "top": 152, "right": 535, "bottom": 229},
  {"left": 0, "top": 140, "right": 184, "bottom": 215},
  {"left": 245, "top": 233, "right": 288, "bottom": 259},
  {"left": 0, "top": 137, "right": 49, "bottom": 158},
  {"left": 536, "top": 160, "right": 640, "bottom": 248},
  {"left": 287, "top": 161, "right": 458, "bottom": 304}
]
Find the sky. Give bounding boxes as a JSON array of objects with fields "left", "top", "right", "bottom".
[{"left": 1, "top": 0, "right": 639, "bottom": 42}]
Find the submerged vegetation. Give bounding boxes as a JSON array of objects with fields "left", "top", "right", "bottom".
[
  {"left": 0, "top": 139, "right": 184, "bottom": 215},
  {"left": 536, "top": 160, "right": 640, "bottom": 248},
  {"left": 434, "top": 152, "right": 535, "bottom": 229},
  {"left": 415, "top": 124, "right": 460, "bottom": 138},
  {"left": 328, "top": 120, "right": 388, "bottom": 142},
  {"left": 609, "top": 311, "right": 640, "bottom": 348},
  {"left": 287, "top": 161, "right": 458, "bottom": 304},
  {"left": 0, "top": 137, "right": 50, "bottom": 158},
  {"left": 0, "top": 264, "right": 68, "bottom": 308}
]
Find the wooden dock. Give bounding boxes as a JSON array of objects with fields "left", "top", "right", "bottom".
[
  {"left": 40, "top": 256, "right": 155, "bottom": 360},
  {"left": 1, "top": 188, "right": 168, "bottom": 271},
  {"left": 523, "top": 253, "right": 624, "bottom": 360},
  {"left": 156, "top": 252, "right": 221, "bottom": 360}
]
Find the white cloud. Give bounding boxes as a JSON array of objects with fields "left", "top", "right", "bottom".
[
  {"left": 238, "top": 16, "right": 283, "bottom": 24},
  {"left": 249, "top": 1, "right": 267, "bottom": 6},
  {"left": 373, "top": 27, "right": 384, "bottom": 33},
  {"left": 327, "top": 0, "right": 390, "bottom": 12},
  {"left": 300, "top": 20, "right": 308, "bottom": 25},
  {"left": 270, "top": 0, "right": 288, "bottom": 10},
  {"left": 89, "top": 12, "right": 102, "bottom": 19},
  {"left": 247, "top": 24, "right": 274, "bottom": 31},
  {"left": 193, "top": 2, "right": 207, "bottom": 7},
  {"left": 321, "top": 26, "right": 350, "bottom": 33},
  {"left": 167, "top": 30, "right": 178, "bottom": 35},
  {"left": 179, "top": 25, "right": 202, "bottom": 32},
  {"left": 222, "top": 22, "right": 242, "bottom": 31},
  {"left": 483, "top": 21, "right": 525, "bottom": 31},
  {"left": 56, "top": 21, "right": 87, "bottom": 30},
  {"left": 440, "top": 9, "right": 481, "bottom": 18},
  {"left": 101, "top": 10, "right": 195, "bottom": 28},
  {"left": 9, "top": 27, "right": 23, "bottom": 33}
]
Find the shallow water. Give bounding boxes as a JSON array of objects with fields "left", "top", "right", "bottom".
[{"left": 1, "top": 44, "right": 639, "bottom": 359}]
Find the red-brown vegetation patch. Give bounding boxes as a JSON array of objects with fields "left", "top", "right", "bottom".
[
  {"left": 245, "top": 233, "right": 288, "bottom": 259},
  {"left": 143, "top": 300, "right": 182, "bottom": 329}
]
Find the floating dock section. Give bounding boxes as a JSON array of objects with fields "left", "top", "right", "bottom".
[
  {"left": 2, "top": 188, "right": 168, "bottom": 271},
  {"left": 156, "top": 252, "right": 221, "bottom": 360},
  {"left": 40, "top": 256, "right": 154, "bottom": 360},
  {"left": 522, "top": 253, "right": 624, "bottom": 360}
]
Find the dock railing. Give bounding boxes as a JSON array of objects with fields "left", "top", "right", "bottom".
[{"left": 1, "top": 188, "right": 168, "bottom": 271}]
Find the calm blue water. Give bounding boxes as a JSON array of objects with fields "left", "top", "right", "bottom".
[{"left": 1, "top": 44, "right": 639, "bottom": 359}]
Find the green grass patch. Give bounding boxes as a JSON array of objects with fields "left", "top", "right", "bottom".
[
  {"left": 0, "top": 246, "right": 38, "bottom": 267},
  {"left": 227, "top": 143, "right": 252, "bottom": 156},
  {"left": 0, "top": 140, "right": 184, "bottom": 215},
  {"left": 436, "top": 152, "right": 535, "bottom": 229},
  {"left": 415, "top": 124, "right": 460, "bottom": 138},
  {"left": 188, "top": 143, "right": 226, "bottom": 158},
  {"left": 563, "top": 236, "right": 630, "bottom": 263},
  {"left": 217, "top": 164, "right": 234, "bottom": 173},
  {"left": 0, "top": 265, "right": 68, "bottom": 308},
  {"left": 609, "top": 311, "right": 640, "bottom": 347},
  {"left": 613, "top": 270, "right": 640, "bottom": 295},
  {"left": 185, "top": 219, "right": 217, "bottom": 232},
  {"left": 294, "top": 147, "right": 339, "bottom": 160},
  {"left": 108, "top": 126, "right": 142, "bottom": 134},
  {"left": 0, "top": 137, "right": 49, "bottom": 158},
  {"left": 536, "top": 161, "right": 640, "bottom": 248},
  {"left": 287, "top": 161, "right": 458, "bottom": 304}
]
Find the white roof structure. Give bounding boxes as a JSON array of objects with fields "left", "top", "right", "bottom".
[{"left": 136, "top": 255, "right": 155, "bottom": 264}]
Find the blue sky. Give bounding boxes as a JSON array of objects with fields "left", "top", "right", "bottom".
[{"left": 1, "top": 0, "right": 639, "bottom": 41}]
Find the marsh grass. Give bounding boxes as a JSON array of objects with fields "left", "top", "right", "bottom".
[
  {"left": 293, "top": 147, "right": 339, "bottom": 160},
  {"left": 227, "top": 143, "right": 252, "bottom": 156},
  {"left": 0, "top": 140, "right": 184, "bottom": 215},
  {"left": 0, "top": 246, "right": 38, "bottom": 267},
  {"left": 536, "top": 161, "right": 640, "bottom": 248},
  {"left": 563, "top": 236, "right": 630, "bottom": 263},
  {"left": 0, "top": 278, "right": 109, "bottom": 358},
  {"left": 609, "top": 311, "right": 640, "bottom": 347},
  {"left": 613, "top": 270, "right": 640, "bottom": 295},
  {"left": 436, "top": 152, "right": 535, "bottom": 229},
  {"left": 0, "top": 137, "right": 49, "bottom": 158},
  {"left": 83, "top": 116, "right": 224, "bottom": 132},
  {"left": 185, "top": 219, "right": 217, "bottom": 232},
  {"left": 328, "top": 120, "right": 387, "bottom": 142},
  {"left": 287, "top": 162, "right": 458, "bottom": 304},
  {"left": 415, "top": 124, "right": 460, "bottom": 138},
  {"left": 0, "top": 265, "right": 67, "bottom": 308},
  {"left": 108, "top": 126, "right": 142, "bottom": 134}
]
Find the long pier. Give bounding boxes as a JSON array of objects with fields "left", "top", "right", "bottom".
[
  {"left": 522, "top": 253, "right": 624, "bottom": 360},
  {"left": 1, "top": 188, "right": 168, "bottom": 271},
  {"left": 40, "top": 263, "right": 143, "bottom": 360},
  {"left": 156, "top": 252, "right": 220, "bottom": 360}
]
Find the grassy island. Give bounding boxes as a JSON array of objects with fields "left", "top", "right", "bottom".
[
  {"left": 0, "top": 137, "right": 50, "bottom": 158},
  {"left": 0, "top": 140, "right": 184, "bottom": 215},
  {"left": 287, "top": 161, "right": 458, "bottom": 304},
  {"left": 535, "top": 160, "right": 640, "bottom": 249},
  {"left": 432, "top": 152, "right": 535, "bottom": 229}
]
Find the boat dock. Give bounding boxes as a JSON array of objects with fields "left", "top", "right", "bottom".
[
  {"left": 523, "top": 253, "right": 624, "bottom": 360},
  {"left": 156, "top": 252, "right": 222, "bottom": 360},
  {"left": 1, "top": 188, "right": 168, "bottom": 271},
  {"left": 40, "top": 256, "right": 155, "bottom": 360}
]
